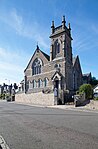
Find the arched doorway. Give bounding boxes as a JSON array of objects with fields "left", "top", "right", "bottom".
[
  {"left": 54, "top": 79, "right": 59, "bottom": 89},
  {"left": 51, "top": 72, "right": 62, "bottom": 105}
]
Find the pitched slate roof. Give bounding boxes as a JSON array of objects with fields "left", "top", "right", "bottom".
[
  {"left": 73, "top": 56, "right": 79, "bottom": 66},
  {"left": 83, "top": 73, "right": 91, "bottom": 77},
  {"left": 41, "top": 50, "right": 50, "bottom": 61},
  {"left": 73, "top": 57, "right": 76, "bottom": 66}
]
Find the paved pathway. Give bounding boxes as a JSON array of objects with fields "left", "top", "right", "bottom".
[{"left": 14, "top": 100, "right": 98, "bottom": 113}]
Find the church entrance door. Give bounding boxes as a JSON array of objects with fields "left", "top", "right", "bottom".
[
  {"left": 51, "top": 72, "right": 62, "bottom": 105},
  {"left": 55, "top": 80, "right": 59, "bottom": 89},
  {"left": 54, "top": 80, "right": 59, "bottom": 105}
]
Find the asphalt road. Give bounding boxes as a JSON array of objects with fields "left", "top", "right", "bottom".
[{"left": 0, "top": 101, "right": 98, "bottom": 149}]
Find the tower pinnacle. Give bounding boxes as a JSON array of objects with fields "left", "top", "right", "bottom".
[
  {"left": 68, "top": 23, "right": 71, "bottom": 30},
  {"left": 51, "top": 21, "right": 55, "bottom": 34},
  {"left": 62, "top": 15, "right": 66, "bottom": 29}
]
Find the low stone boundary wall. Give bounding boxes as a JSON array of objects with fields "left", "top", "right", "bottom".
[{"left": 15, "top": 92, "right": 54, "bottom": 106}]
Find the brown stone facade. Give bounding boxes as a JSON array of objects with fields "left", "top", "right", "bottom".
[{"left": 23, "top": 16, "right": 83, "bottom": 104}]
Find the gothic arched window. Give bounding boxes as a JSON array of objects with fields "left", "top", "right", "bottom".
[
  {"left": 38, "top": 79, "right": 43, "bottom": 88},
  {"left": 44, "top": 78, "right": 48, "bottom": 87},
  {"left": 54, "top": 39, "right": 60, "bottom": 56},
  {"left": 32, "top": 80, "right": 36, "bottom": 88},
  {"left": 32, "top": 58, "right": 42, "bottom": 75}
]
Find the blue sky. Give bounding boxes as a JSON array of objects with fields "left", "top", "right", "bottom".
[{"left": 0, "top": 0, "right": 98, "bottom": 85}]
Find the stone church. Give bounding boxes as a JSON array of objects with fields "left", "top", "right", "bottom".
[{"left": 22, "top": 16, "right": 83, "bottom": 104}]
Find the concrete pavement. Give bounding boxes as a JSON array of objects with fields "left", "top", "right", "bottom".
[{"left": 14, "top": 100, "right": 98, "bottom": 113}]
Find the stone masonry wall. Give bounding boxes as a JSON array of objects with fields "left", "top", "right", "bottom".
[{"left": 15, "top": 92, "right": 54, "bottom": 106}]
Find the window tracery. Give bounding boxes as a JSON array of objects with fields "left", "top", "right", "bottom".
[{"left": 32, "top": 58, "right": 42, "bottom": 75}]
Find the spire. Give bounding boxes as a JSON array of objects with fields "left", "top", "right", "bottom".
[
  {"left": 51, "top": 20, "right": 55, "bottom": 34},
  {"left": 62, "top": 15, "right": 66, "bottom": 29}
]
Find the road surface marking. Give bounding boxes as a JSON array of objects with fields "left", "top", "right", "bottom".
[{"left": 0, "top": 135, "right": 10, "bottom": 149}]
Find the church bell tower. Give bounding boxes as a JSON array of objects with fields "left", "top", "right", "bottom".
[{"left": 50, "top": 16, "right": 73, "bottom": 63}]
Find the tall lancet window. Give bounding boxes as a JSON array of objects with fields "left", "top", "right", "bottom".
[
  {"left": 54, "top": 39, "right": 60, "bottom": 56},
  {"left": 38, "top": 79, "right": 43, "bottom": 88},
  {"left": 44, "top": 78, "right": 49, "bottom": 87},
  {"left": 32, "top": 58, "right": 42, "bottom": 75}
]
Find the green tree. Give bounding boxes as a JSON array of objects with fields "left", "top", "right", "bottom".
[
  {"left": 79, "top": 84, "right": 93, "bottom": 99},
  {"left": 90, "top": 77, "right": 98, "bottom": 87}
]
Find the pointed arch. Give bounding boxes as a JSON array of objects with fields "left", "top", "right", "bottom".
[
  {"left": 38, "top": 79, "right": 43, "bottom": 88},
  {"left": 44, "top": 78, "right": 49, "bottom": 87},
  {"left": 52, "top": 39, "right": 60, "bottom": 59},
  {"left": 32, "top": 58, "right": 43, "bottom": 75},
  {"left": 54, "top": 39, "right": 60, "bottom": 55},
  {"left": 32, "top": 80, "right": 37, "bottom": 88}
]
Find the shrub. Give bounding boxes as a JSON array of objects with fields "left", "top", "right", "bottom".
[
  {"left": 79, "top": 84, "right": 93, "bottom": 99},
  {"left": 76, "top": 90, "right": 79, "bottom": 95},
  {"left": 0, "top": 94, "right": 2, "bottom": 99},
  {"left": 94, "top": 97, "right": 98, "bottom": 101},
  {"left": 0, "top": 93, "right": 6, "bottom": 100}
]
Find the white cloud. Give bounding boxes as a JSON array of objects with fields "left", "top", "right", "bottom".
[
  {"left": 10, "top": 8, "right": 23, "bottom": 34},
  {"left": 0, "top": 47, "right": 17, "bottom": 59},
  {"left": 0, "top": 9, "right": 22, "bottom": 35},
  {"left": 0, "top": 8, "right": 49, "bottom": 49},
  {"left": 0, "top": 8, "right": 50, "bottom": 85},
  {"left": 73, "top": 24, "right": 98, "bottom": 53},
  {"left": 0, "top": 61, "right": 22, "bottom": 73},
  {"left": 0, "top": 47, "right": 30, "bottom": 85}
]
